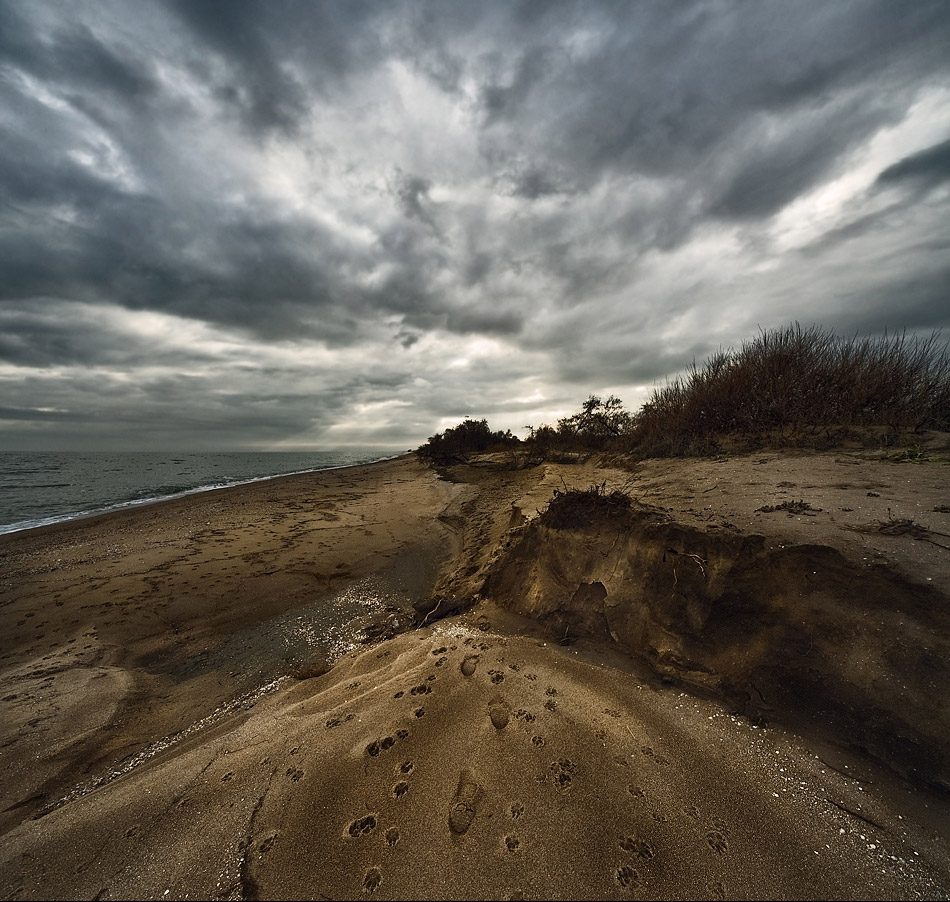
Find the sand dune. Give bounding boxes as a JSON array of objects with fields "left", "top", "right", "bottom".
[{"left": 0, "top": 449, "right": 948, "bottom": 899}]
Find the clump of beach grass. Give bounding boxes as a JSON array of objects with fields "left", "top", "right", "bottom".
[{"left": 626, "top": 324, "right": 950, "bottom": 457}]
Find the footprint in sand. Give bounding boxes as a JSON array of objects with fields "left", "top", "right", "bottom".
[
  {"left": 448, "top": 769, "right": 482, "bottom": 835},
  {"left": 362, "top": 867, "right": 382, "bottom": 894},
  {"left": 259, "top": 832, "right": 277, "bottom": 855},
  {"left": 705, "top": 829, "right": 729, "bottom": 854},
  {"left": 460, "top": 655, "right": 479, "bottom": 676},
  {"left": 616, "top": 865, "right": 641, "bottom": 889},
  {"left": 347, "top": 814, "right": 378, "bottom": 837},
  {"left": 620, "top": 836, "right": 655, "bottom": 860},
  {"left": 489, "top": 702, "right": 510, "bottom": 730},
  {"left": 392, "top": 781, "right": 409, "bottom": 799},
  {"left": 549, "top": 758, "right": 577, "bottom": 790},
  {"left": 366, "top": 737, "right": 396, "bottom": 758}
]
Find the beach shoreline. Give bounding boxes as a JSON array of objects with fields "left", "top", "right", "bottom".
[{"left": 1, "top": 448, "right": 949, "bottom": 899}]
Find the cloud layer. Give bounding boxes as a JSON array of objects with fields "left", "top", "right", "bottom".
[{"left": 2, "top": 0, "right": 949, "bottom": 449}]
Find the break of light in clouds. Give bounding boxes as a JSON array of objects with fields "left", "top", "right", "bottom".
[{"left": 1, "top": 0, "right": 949, "bottom": 450}]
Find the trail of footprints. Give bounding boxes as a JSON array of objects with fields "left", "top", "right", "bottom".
[{"left": 306, "top": 637, "right": 732, "bottom": 895}]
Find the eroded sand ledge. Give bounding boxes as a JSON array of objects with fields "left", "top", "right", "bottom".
[{"left": 0, "top": 449, "right": 948, "bottom": 899}]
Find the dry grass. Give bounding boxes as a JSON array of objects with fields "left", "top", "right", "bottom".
[
  {"left": 626, "top": 324, "right": 950, "bottom": 457},
  {"left": 539, "top": 483, "right": 633, "bottom": 530}
]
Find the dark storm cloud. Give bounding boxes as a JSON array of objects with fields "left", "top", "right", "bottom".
[
  {"left": 876, "top": 137, "right": 950, "bottom": 189},
  {"left": 2, "top": 0, "right": 949, "bottom": 448}
]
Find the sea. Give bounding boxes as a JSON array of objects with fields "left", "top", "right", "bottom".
[{"left": 0, "top": 449, "right": 404, "bottom": 536}]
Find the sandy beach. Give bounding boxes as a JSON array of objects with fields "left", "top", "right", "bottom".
[{"left": 1, "top": 448, "right": 949, "bottom": 900}]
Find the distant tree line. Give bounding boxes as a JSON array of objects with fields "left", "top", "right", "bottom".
[{"left": 415, "top": 324, "right": 950, "bottom": 463}]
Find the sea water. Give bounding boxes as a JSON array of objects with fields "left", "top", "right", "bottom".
[{"left": 0, "top": 449, "right": 403, "bottom": 535}]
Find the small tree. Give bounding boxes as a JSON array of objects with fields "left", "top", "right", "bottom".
[{"left": 557, "top": 395, "right": 631, "bottom": 449}]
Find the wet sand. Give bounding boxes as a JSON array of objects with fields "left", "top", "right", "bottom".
[{"left": 0, "top": 448, "right": 948, "bottom": 899}]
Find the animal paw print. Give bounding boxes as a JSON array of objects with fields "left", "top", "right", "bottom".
[
  {"left": 515, "top": 709, "right": 535, "bottom": 723},
  {"left": 392, "top": 781, "right": 409, "bottom": 799},
  {"left": 347, "top": 814, "right": 377, "bottom": 837},
  {"left": 524, "top": 672, "right": 537, "bottom": 681},
  {"left": 259, "top": 832, "right": 277, "bottom": 854},
  {"left": 385, "top": 827, "right": 400, "bottom": 847},
  {"left": 221, "top": 771, "right": 234, "bottom": 783},
  {"left": 544, "top": 699, "right": 557, "bottom": 711},
  {"left": 489, "top": 671, "right": 505, "bottom": 685},
  {"left": 347, "top": 681, "right": 361, "bottom": 690},
  {"left": 627, "top": 784, "right": 645, "bottom": 799},
  {"left": 684, "top": 805, "right": 701, "bottom": 820},
  {"left": 619, "top": 836, "right": 654, "bottom": 860},
  {"left": 362, "top": 866, "right": 382, "bottom": 894},
  {"left": 399, "top": 760, "right": 414, "bottom": 774},
  {"left": 432, "top": 647, "right": 447, "bottom": 656},
  {"left": 531, "top": 735, "right": 545, "bottom": 748},
  {"left": 550, "top": 758, "right": 577, "bottom": 791},
  {"left": 705, "top": 829, "right": 729, "bottom": 855},
  {"left": 510, "top": 803, "right": 525, "bottom": 819},
  {"left": 414, "top": 707, "right": 425, "bottom": 718},
  {"left": 285, "top": 767, "right": 303, "bottom": 783},
  {"left": 616, "top": 865, "right": 641, "bottom": 889},
  {"left": 505, "top": 835, "right": 521, "bottom": 852},
  {"left": 326, "top": 716, "right": 342, "bottom": 729},
  {"left": 604, "top": 708, "right": 621, "bottom": 718},
  {"left": 410, "top": 683, "right": 431, "bottom": 696},
  {"left": 545, "top": 687, "right": 558, "bottom": 697},
  {"left": 396, "top": 729, "right": 409, "bottom": 740},
  {"left": 434, "top": 656, "right": 447, "bottom": 667},
  {"left": 366, "top": 737, "right": 395, "bottom": 757}
]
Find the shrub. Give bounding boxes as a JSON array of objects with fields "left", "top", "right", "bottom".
[{"left": 416, "top": 418, "right": 519, "bottom": 464}]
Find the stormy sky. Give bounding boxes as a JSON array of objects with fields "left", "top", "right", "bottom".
[{"left": 2, "top": 1, "right": 949, "bottom": 451}]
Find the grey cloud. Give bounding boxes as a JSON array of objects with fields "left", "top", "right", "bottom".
[
  {"left": 394, "top": 173, "right": 434, "bottom": 223},
  {"left": 876, "top": 136, "right": 950, "bottom": 189},
  {"left": 2, "top": 1, "right": 950, "bottom": 450}
]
